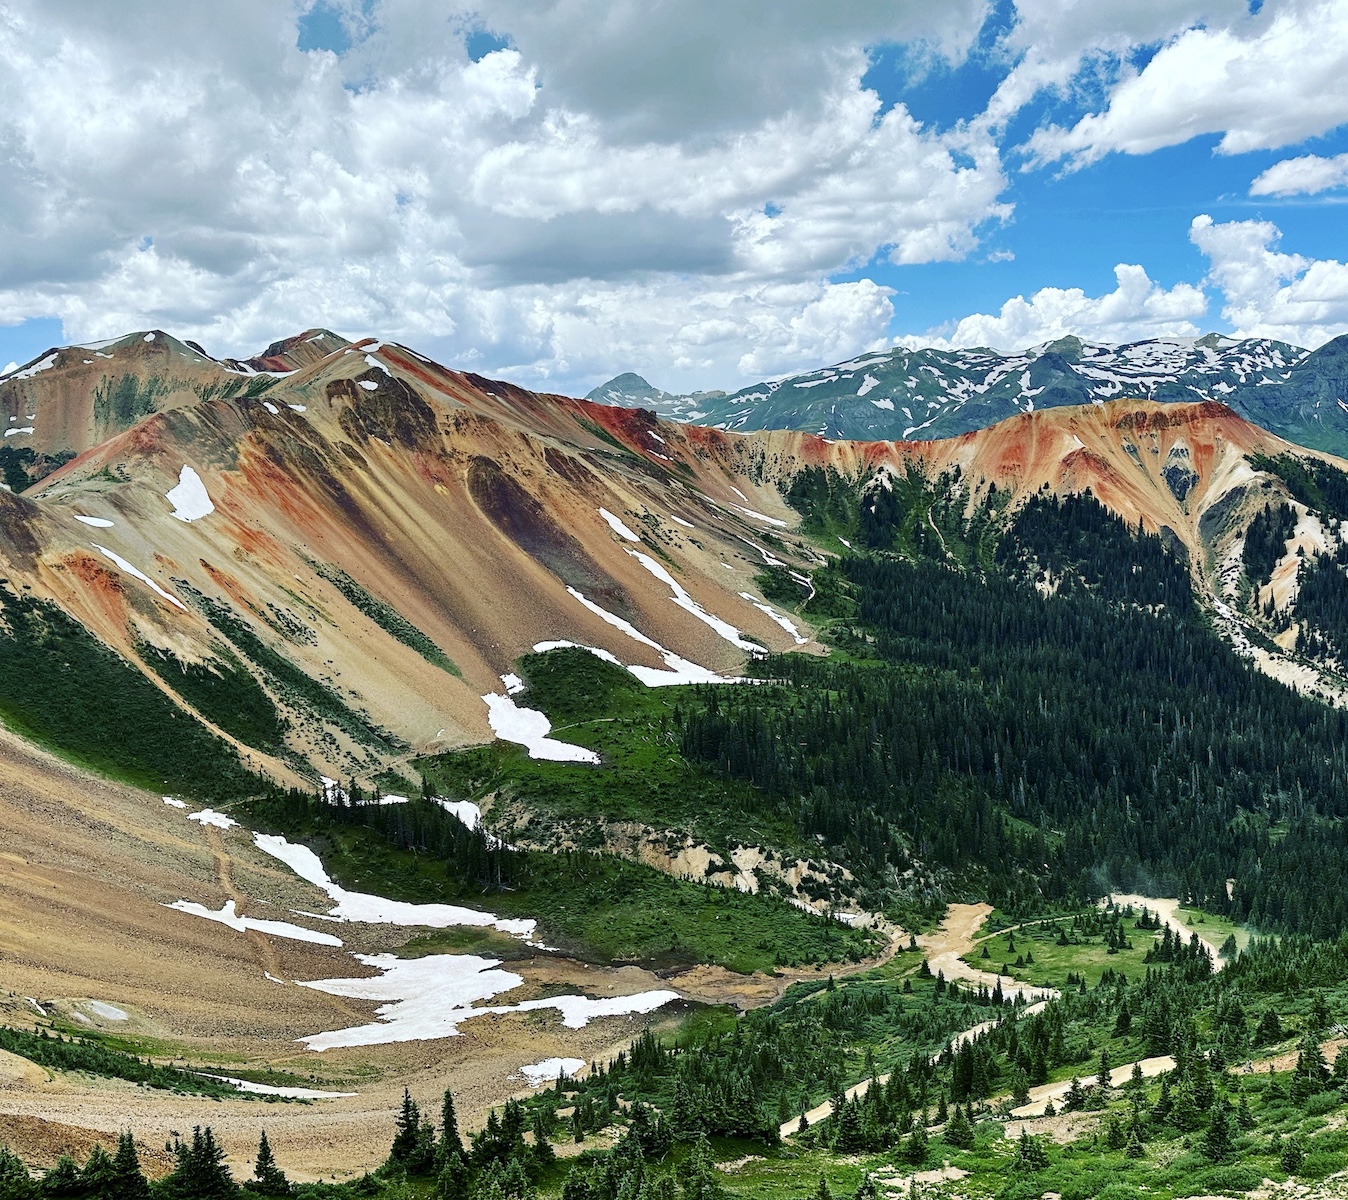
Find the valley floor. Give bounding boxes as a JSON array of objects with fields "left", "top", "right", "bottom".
[{"left": 0, "top": 729, "right": 900, "bottom": 1181}]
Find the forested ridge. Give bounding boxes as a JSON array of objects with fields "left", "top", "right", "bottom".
[{"left": 679, "top": 479, "right": 1348, "bottom": 936}]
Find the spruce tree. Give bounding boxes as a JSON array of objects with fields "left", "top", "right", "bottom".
[
  {"left": 943, "top": 1106, "right": 974, "bottom": 1150},
  {"left": 439, "top": 1090, "right": 464, "bottom": 1164},
  {"left": 1291, "top": 1032, "right": 1331, "bottom": 1101},
  {"left": 390, "top": 1089, "right": 423, "bottom": 1166},
  {"left": 249, "top": 1132, "right": 289, "bottom": 1196},
  {"left": 1014, "top": 1130, "right": 1048, "bottom": 1171},
  {"left": 530, "top": 1111, "right": 555, "bottom": 1171},
  {"left": 111, "top": 1133, "right": 150, "bottom": 1200},
  {"left": 79, "top": 1145, "right": 117, "bottom": 1200},
  {"left": 1201, "top": 1102, "right": 1235, "bottom": 1163},
  {"left": 41, "top": 1156, "right": 82, "bottom": 1198},
  {"left": 0, "top": 1146, "right": 38, "bottom": 1200},
  {"left": 437, "top": 1152, "right": 470, "bottom": 1200}
]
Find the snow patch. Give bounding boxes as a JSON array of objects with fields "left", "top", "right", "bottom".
[
  {"left": 739, "top": 594, "right": 807, "bottom": 645},
  {"left": 289, "top": 404, "right": 307, "bottom": 413},
  {"left": 598, "top": 507, "right": 640, "bottom": 542},
  {"left": 869, "top": 398, "right": 895, "bottom": 411},
  {"left": 668, "top": 514, "right": 695, "bottom": 529},
  {"left": 501, "top": 673, "right": 524, "bottom": 695},
  {"left": 561, "top": 592, "right": 729, "bottom": 685},
  {"left": 163, "top": 796, "right": 188, "bottom": 809},
  {"left": 166, "top": 466, "right": 214, "bottom": 522},
  {"left": 86, "top": 1001, "right": 128, "bottom": 1021},
  {"left": 207, "top": 1075, "right": 357, "bottom": 1100},
  {"left": 856, "top": 373, "right": 880, "bottom": 397},
  {"left": 10, "top": 353, "right": 57, "bottom": 380},
  {"left": 188, "top": 809, "right": 238, "bottom": 830},
  {"left": 3, "top": 427, "right": 33, "bottom": 437},
  {"left": 518, "top": 1058, "right": 586, "bottom": 1087},
  {"left": 296, "top": 953, "right": 678, "bottom": 1051},
  {"left": 482, "top": 693, "right": 600, "bottom": 764},
  {"left": 627, "top": 550, "right": 758, "bottom": 651},
  {"left": 167, "top": 899, "right": 345, "bottom": 947},
  {"left": 73, "top": 516, "right": 114, "bottom": 528},
  {"left": 435, "top": 799, "right": 484, "bottom": 831},
  {"left": 733, "top": 505, "right": 789, "bottom": 528},
  {"left": 254, "top": 833, "right": 537, "bottom": 938},
  {"left": 262, "top": 401, "right": 280, "bottom": 413},
  {"left": 92, "top": 545, "right": 186, "bottom": 610},
  {"left": 358, "top": 380, "right": 378, "bottom": 391}
]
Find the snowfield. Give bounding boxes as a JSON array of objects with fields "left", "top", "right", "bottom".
[
  {"left": 296, "top": 952, "right": 679, "bottom": 1051},
  {"left": 253, "top": 833, "right": 538, "bottom": 937},
  {"left": 481, "top": 692, "right": 601, "bottom": 764},
  {"left": 166, "top": 465, "right": 214, "bottom": 522},
  {"left": 167, "top": 899, "right": 345, "bottom": 947}
]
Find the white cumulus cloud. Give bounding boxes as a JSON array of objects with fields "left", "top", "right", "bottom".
[
  {"left": 0, "top": 0, "right": 1010, "bottom": 394},
  {"left": 1190, "top": 213, "right": 1348, "bottom": 347},
  {"left": 900, "top": 263, "right": 1207, "bottom": 352},
  {"left": 1250, "top": 152, "right": 1348, "bottom": 197},
  {"left": 1023, "top": 0, "right": 1348, "bottom": 167}
]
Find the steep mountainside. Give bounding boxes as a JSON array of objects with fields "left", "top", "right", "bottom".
[
  {"left": 9, "top": 330, "right": 1348, "bottom": 1184},
  {"left": 591, "top": 332, "right": 1348, "bottom": 456},
  {"left": 3, "top": 330, "right": 1347, "bottom": 793}
]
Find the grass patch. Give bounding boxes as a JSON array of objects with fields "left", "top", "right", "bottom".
[
  {"left": 0, "top": 586, "right": 266, "bottom": 801},
  {"left": 418, "top": 648, "right": 807, "bottom": 868},
  {"left": 0, "top": 1026, "right": 257, "bottom": 1100},
  {"left": 963, "top": 909, "right": 1157, "bottom": 988},
  {"left": 307, "top": 558, "right": 460, "bottom": 676}
]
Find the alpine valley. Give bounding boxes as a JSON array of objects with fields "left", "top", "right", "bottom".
[{"left": 6, "top": 329, "right": 1348, "bottom": 1200}]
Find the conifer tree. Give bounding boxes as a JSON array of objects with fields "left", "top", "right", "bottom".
[
  {"left": 1201, "top": 1102, "right": 1235, "bottom": 1163},
  {"left": 439, "top": 1090, "right": 464, "bottom": 1164},
  {"left": 943, "top": 1106, "right": 974, "bottom": 1151},
  {"left": 0, "top": 1146, "right": 38, "bottom": 1200},
  {"left": 530, "top": 1111, "right": 555, "bottom": 1171},
  {"left": 79, "top": 1145, "right": 117, "bottom": 1200},
  {"left": 111, "top": 1133, "right": 150, "bottom": 1200},
  {"left": 41, "top": 1156, "right": 82, "bottom": 1198},
  {"left": 437, "top": 1152, "right": 470, "bottom": 1200},
  {"left": 1013, "top": 1130, "right": 1048, "bottom": 1171},
  {"left": 248, "top": 1132, "right": 289, "bottom": 1196}
]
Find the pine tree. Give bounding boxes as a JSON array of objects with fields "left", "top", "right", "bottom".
[
  {"left": 111, "top": 1133, "right": 150, "bottom": 1200},
  {"left": 676, "top": 1135, "right": 721, "bottom": 1200},
  {"left": 1014, "top": 1130, "right": 1049, "bottom": 1171},
  {"left": 1291, "top": 1032, "right": 1331, "bottom": 1102},
  {"left": 41, "top": 1156, "right": 82, "bottom": 1198},
  {"left": 248, "top": 1132, "right": 289, "bottom": 1196},
  {"left": 943, "top": 1106, "right": 974, "bottom": 1150},
  {"left": 0, "top": 1145, "right": 38, "bottom": 1200},
  {"left": 177, "top": 1127, "right": 236, "bottom": 1200},
  {"left": 437, "top": 1152, "right": 470, "bottom": 1200},
  {"left": 1281, "top": 1136, "right": 1305, "bottom": 1174},
  {"left": 439, "top": 1089, "right": 464, "bottom": 1165},
  {"left": 530, "top": 1111, "right": 555, "bottom": 1171},
  {"left": 1201, "top": 1102, "right": 1235, "bottom": 1163},
  {"left": 391, "top": 1088, "right": 423, "bottom": 1165},
  {"left": 902, "top": 1126, "right": 928, "bottom": 1167},
  {"left": 79, "top": 1145, "right": 118, "bottom": 1200}
]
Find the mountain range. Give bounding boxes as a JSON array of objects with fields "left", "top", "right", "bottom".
[
  {"left": 6, "top": 326, "right": 1348, "bottom": 1183},
  {"left": 588, "top": 332, "right": 1348, "bottom": 456}
]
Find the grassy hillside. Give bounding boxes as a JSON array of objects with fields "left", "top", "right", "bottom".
[{"left": 0, "top": 586, "right": 267, "bottom": 801}]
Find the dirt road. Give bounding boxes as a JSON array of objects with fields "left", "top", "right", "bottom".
[{"left": 917, "top": 903, "right": 1060, "bottom": 1004}]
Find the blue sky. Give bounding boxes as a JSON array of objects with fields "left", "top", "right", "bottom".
[{"left": 1, "top": 1, "right": 1347, "bottom": 391}]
